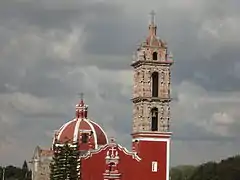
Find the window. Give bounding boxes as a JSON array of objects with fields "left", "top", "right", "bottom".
[
  {"left": 153, "top": 52, "right": 158, "bottom": 60},
  {"left": 152, "top": 161, "right": 158, "bottom": 172},
  {"left": 82, "top": 133, "right": 88, "bottom": 143},
  {"left": 152, "top": 72, "right": 159, "bottom": 97},
  {"left": 151, "top": 108, "right": 158, "bottom": 131}
]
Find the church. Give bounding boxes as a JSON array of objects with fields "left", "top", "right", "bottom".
[{"left": 30, "top": 12, "right": 173, "bottom": 180}]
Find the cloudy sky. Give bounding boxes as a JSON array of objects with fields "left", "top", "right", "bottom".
[{"left": 0, "top": 0, "right": 240, "bottom": 167}]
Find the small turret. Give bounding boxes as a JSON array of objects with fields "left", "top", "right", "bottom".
[{"left": 76, "top": 93, "right": 88, "bottom": 119}]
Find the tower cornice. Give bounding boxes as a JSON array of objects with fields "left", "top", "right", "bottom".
[
  {"left": 131, "top": 60, "right": 173, "bottom": 68},
  {"left": 132, "top": 131, "right": 172, "bottom": 139},
  {"left": 131, "top": 97, "right": 171, "bottom": 103}
]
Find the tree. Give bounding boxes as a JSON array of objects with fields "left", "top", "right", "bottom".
[
  {"left": 22, "top": 160, "right": 28, "bottom": 171},
  {"left": 21, "top": 160, "right": 31, "bottom": 180},
  {"left": 68, "top": 142, "right": 80, "bottom": 180},
  {"left": 170, "top": 165, "right": 196, "bottom": 180},
  {"left": 50, "top": 144, "right": 65, "bottom": 180},
  {"left": 50, "top": 141, "right": 80, "bottom": 180}
]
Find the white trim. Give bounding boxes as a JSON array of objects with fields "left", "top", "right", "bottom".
[
  {"left": 132, "top": 132, "right": 172, "bottom": 137},
  {"left": 90, "top": 120, "right": 109, "bottom": 144},
  {"left": 55, "top": 143, "right": 78, "bottom": 148},
  {"left": 116, "top": 144, "right": 141, "bottom": 161},
  {"left": 58, "top": 124, "right": 66, "bottom": 133},
  {"left": 82, "top": 143, "right": 109, "bottom": 159},
  {"left": 85, "top": 119, "right": 98, "bottom": 149},
  {"left": 166, "top": 138, "right": 170, "bottom": 180},
  {"left": 57, "top": 119, "right": 75, "bottom": 140},
  {"left": 82, "top": 143, "right": 141, "bottom": 162},
  {"left": 132, "top": 137, "right": 170, "bottom": 142},
  {"left": 73, "top": 118, "right": 81, "bottom": 142}
]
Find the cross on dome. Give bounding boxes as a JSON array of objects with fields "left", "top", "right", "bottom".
[
  {"left": 77, "top": 92, "right": 84, "bottom": 105},
  {"left": 79, "top": 92, "right": 84, "bottom": 100}
]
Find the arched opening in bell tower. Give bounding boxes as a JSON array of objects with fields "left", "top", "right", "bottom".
[
  {"left": 152, "top": 72, "right": 159, "bottom": 97},
  {"left": 153, "top": 52, "right": 158, "bottom": 60},
  {"left": 151, "top": 107, "right": 158, "bottom": 131}
]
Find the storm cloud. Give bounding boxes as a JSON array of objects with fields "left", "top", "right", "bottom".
[{"left": 0, "top": 0, "right": 240, "bottom": 167}]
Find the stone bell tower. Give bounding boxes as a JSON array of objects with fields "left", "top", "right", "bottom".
[
  {"left": 131, "top": 11, "right": 173, "bottom": 133},
  {"left": 131, "top": 11, "right": 173, "bottom": 180}
]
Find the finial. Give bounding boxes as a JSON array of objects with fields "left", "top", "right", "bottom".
[
  {"left": 150, "top": 10, "right": 156, "bottom": 25},
  {"left": 78, "top": 92, "right": 84, "bottom": 101}
]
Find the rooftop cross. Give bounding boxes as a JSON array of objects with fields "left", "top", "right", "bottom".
[{"left": 150, "top": 10, "right": 156, "bottom": 25}]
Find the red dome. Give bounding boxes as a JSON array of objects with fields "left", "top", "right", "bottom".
[
  {"left": 56, "top": 118, "right": 108, "bottom": 150},
  {"left": 54, "top": 97, "right": 108, "bottom": 151}
]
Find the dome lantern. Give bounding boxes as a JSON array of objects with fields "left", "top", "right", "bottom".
[{"left": 76, "top": 93, "right": 88, "bottom": 119}]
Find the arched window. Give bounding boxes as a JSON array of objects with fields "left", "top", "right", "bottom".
[
  {"left": 153, "top": 52, "right": 158, "bottom": 60},
  {"left": 152, "top": 72, "right": 159, "bottom": 97},
  {"left": 151, "top": 108, "right": 158, "bottom": 131}
]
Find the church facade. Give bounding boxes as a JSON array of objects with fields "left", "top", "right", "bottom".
[
  {"left": 31, "top": 12, "right": 173, "bottom": 180},
  {"left": 30, "top": 146, "right": 53, "bottom": 180}
]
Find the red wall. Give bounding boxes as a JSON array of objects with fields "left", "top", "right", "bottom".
[
  {"left": 136, "top": 140, "right": 167, "bottom": 180},
  {"left": 81, "top": 145, "right": 141, "bottom": 180},
  {"left": 81, "top": 140, "right": 168, "bottom": 180}
]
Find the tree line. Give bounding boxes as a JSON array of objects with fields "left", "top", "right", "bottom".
[
  {"left": 170, "top": 155, "right": 240, "bottom": 180},
  {"left": 0, "top": 161, "right": 31, "bottom": 180}
]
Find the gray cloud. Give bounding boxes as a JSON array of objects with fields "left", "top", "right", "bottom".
[{"left": 0, "top": 0, "right": 240, "bottom": 167}]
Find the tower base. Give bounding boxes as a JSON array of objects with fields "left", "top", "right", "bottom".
[{"left": 132, "top": 131, "right": 172, "bottom": 180}]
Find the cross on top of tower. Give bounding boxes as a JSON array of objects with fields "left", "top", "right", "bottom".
[
  {"left": 150, "top": 10, "right": 156, "bottom": 25},
  {"left": 148, "top": 10, "right": 157, "bottom": 36}
]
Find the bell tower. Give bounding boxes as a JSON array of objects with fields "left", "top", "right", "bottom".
[
  {"left": 131, "top": 10, "right": 173, "bottom": 133},
  {"left": 131, "top": 11, "right": 173, "bottom": 180}
]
